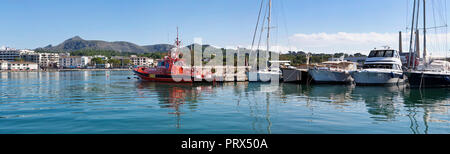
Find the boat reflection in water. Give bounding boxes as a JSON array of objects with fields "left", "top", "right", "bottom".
[
  {"left": 403, "top": 88, "right": 450, "bottom": 134},
  {"left": 351, "top": 85, "right": 406, "bottom": 121},
  {"left": 135, "top": 81, "right": 215, "bottom": 128}
]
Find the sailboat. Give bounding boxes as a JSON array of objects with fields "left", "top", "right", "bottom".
[
  {"left": 404, "top": 0, "right": 450, "bottom": 87},
  {"left": 247, "top": 0, "right": 282, "bottom": 82}
]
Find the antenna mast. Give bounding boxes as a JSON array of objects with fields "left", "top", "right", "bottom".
[{"left": 176, "top": 27, "right": 180, "bottom": 48}]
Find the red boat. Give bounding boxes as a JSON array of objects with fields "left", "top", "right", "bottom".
[{"left": 133, "top": 29, "right": 207, "bottom": 82}]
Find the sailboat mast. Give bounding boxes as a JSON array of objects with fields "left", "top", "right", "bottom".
[
  {"left": 408, "top": 0, "right": 417, "bottom": 69},
  {"left": 423, "top": 0, "right": 427, "bottom": 64},
  {"left": 267, "top": 0, "right": 272, "bottom": 53}
]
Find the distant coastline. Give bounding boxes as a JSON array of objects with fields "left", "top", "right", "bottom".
[{"left": 0, "top": 68, "right": 131, "bottom": 72}]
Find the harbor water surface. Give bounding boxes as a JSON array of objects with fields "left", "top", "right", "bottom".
[{"left": 0, "top": 71, "right": 449, "bottom": 134}]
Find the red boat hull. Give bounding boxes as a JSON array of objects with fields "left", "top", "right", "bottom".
[{"left": 133, "top": 67, "right": 193, "bottom": 82}]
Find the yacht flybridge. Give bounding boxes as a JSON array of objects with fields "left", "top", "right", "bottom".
[{"left": 351, "top": 48, "right": 405, "bottom": 85}]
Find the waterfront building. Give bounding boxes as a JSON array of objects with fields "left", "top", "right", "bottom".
[
  {"left": 59, "top": 56, "right": 91, "bottom": 68},
  {"left": 92, "top": 55, "right": 109, "bottom": 61},
  {"left": 0, "top": 49, "right": 34, "bottom": 61},
  {"left": 130, "top": 55, "right": 153, "bottom": 66},
  {"left": 7, "top": 61, "right": 38, "bottom": 71},
  {"left": 111, "top": 56, "right": 132, "bottom": 68},
  {"left": 22, "top": 52, "right": 60, "bottom": 68},
  {"left": 0, "top": 60, "right": 8, "bottom": 70}
]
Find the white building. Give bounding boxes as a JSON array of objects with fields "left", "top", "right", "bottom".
[
  {"left": 59, "top": 56, "right": 91, "bottom": 68},
  {"left": 22, "top": 52, "right": 60, "bottom": 68},
  {"left": 130, "top": 55, "right": 153, "bottom": 66},
  {"left": 92, "top": 55, "right": 109, "bottom": 61},
  {"left": 0, "top": 60, "right": 8, "bottom": 70},
  {"left": 7, "top": 61, "right": 38, "bottom": 71},
  {"left": 0, "top": 49, "right": 35, "bottom": 61}
]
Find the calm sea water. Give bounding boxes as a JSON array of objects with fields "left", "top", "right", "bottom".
[{"left": 0, "top": 71, "right": 449, "bottom": 134}]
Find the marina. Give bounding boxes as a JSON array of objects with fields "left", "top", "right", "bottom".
[
  {"left": 0, "top": 70, "right": 449, "bottom": 134},
  {"left": 0, "top": 0, "right": 449, "bottom": 136}
]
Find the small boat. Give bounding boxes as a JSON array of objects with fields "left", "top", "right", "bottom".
[
  {"left": 133, "top": 55, "right": 194, "bottom": 82},
  {"left": 133, "top": 28, "right": 205, "bottom": 82},
  {"left": 351, "top": 48, "right": 405, "bottom": 85},
  {"left": 309, "top": 56, "right": 357, "bottom": 84}
]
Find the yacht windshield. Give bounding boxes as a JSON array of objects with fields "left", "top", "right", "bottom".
[
  {"left": 362, "top": 64, "right": 402, "bottom": 70},
  {"left": 363, "top": 64, "right": 393, "bottom": 69},
  {"left": 368, "top": 50, "right": 396, "bottom": 58}
]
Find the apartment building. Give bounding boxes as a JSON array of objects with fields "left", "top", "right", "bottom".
[
  {"left": 6, "top": 61, "right": 38, "bottom": 71},
  {"left": 59, "top": 56, "right": 91, "bottom": 68},
  {"left": 22, "top": 52, "right": 60, "bottom": 68},
  {"left": 130, "top": 55, "right": 153, "bottom": 66}
]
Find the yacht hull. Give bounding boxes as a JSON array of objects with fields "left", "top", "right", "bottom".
[
  {"left": 351, "top": 70, "right": 404, "bottom": 85},
  {"left": 248, "top": 72, "right": 281, "bottom": 82},
  {"left": 405, "top": 71, "right": 450, "bottom": 87},
  {"left": 309, "top": 69, "right": 353, "bottom": 83}
]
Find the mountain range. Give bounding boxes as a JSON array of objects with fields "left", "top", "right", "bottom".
[{"left": 36, "top": 36, "right": 178, "bottom": 53}]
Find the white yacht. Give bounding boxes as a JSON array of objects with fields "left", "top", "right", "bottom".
[
  {"left": 309, "top": 56, "right": 357, "bottom": 83},
  {"left": 351, "top": 48, "right": 404, "bottom": 85}
]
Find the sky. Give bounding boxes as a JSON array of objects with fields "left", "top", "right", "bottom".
[{"left": 0, "top": 0, "right": 449, "bottom": 56}]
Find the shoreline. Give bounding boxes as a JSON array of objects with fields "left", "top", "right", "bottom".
[{"left": 0, "top": 68, "right": 132, "bottom": 72}]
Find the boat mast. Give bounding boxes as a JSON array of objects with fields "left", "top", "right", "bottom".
[
  {"left": 399, "top": 31, "right": 402, "bottom": 54},
  {"left": 176, "top": 27, "right": 180, "bottom": 49},
  {"left": 412, "top": 0, "right": 421, "bottom": 70},
  {"left": 408, "top": 0, "right": 417, "bottom": 69},
  {"left": 423, "top": 0, "right": 427, "bottom": 64},
  {"left": 267, "top": 0, "right": 272, "bottom": 54}
]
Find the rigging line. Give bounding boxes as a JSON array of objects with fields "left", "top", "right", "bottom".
[
  {"left": 432, "top": 0, "right": 439, "bottom": 55},
  {"left": 445, "top": 0, "right": 448, "bottom": 58},
  {"left": 251, "top": 0, "right": 265, "bottom": 51},
  {"left": 407, "top": 0, "right": 411, "bottom": 31},
  {"left": 257, "top": 1, "right": 269, "bottom": 51},
  {"left": 280, "top": 0, "right": 291, "bottom": 52}
]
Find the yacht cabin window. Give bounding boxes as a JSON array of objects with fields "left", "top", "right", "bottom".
[
  {"left": 368, "top": 50, "right": 397, "bottom": 58},
  {"left": 363, "top": 64, "right": 401, "bottom": 70}
]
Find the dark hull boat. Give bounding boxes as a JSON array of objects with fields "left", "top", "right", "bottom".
[{"left": 405, "top": 71, "right": 450, "bottom": 87}]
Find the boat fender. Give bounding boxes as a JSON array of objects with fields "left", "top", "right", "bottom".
[
  {"left": 390, "top": 72, "right": 395, "bottom": 78},
  {"left": 445, "top": 76, "right": 450, "bottom": 81}
]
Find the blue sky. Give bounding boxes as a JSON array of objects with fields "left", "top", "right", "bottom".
[{"left": 0, "top": 0, "right": 448, "bottom": 55}]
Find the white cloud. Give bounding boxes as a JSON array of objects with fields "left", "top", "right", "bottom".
[
  {"left": 289, "top": 32, "right": 450, "bottom": 56},
  {"left": 289, "top": 32, "right": 398, "bottom": 54}
]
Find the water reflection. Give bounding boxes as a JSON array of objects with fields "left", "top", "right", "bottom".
[
  {"left": 351, "top": 85, "right": 406, "bottom": 121},
  {"left": 1, "top": 71, "right": 449, "bottom": 133},
  {"left": 403, "top": 88, "right": 450, "bottom": 134},
  {"left": 135, "top": 82, "right": 215, "bottom": 128}
]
